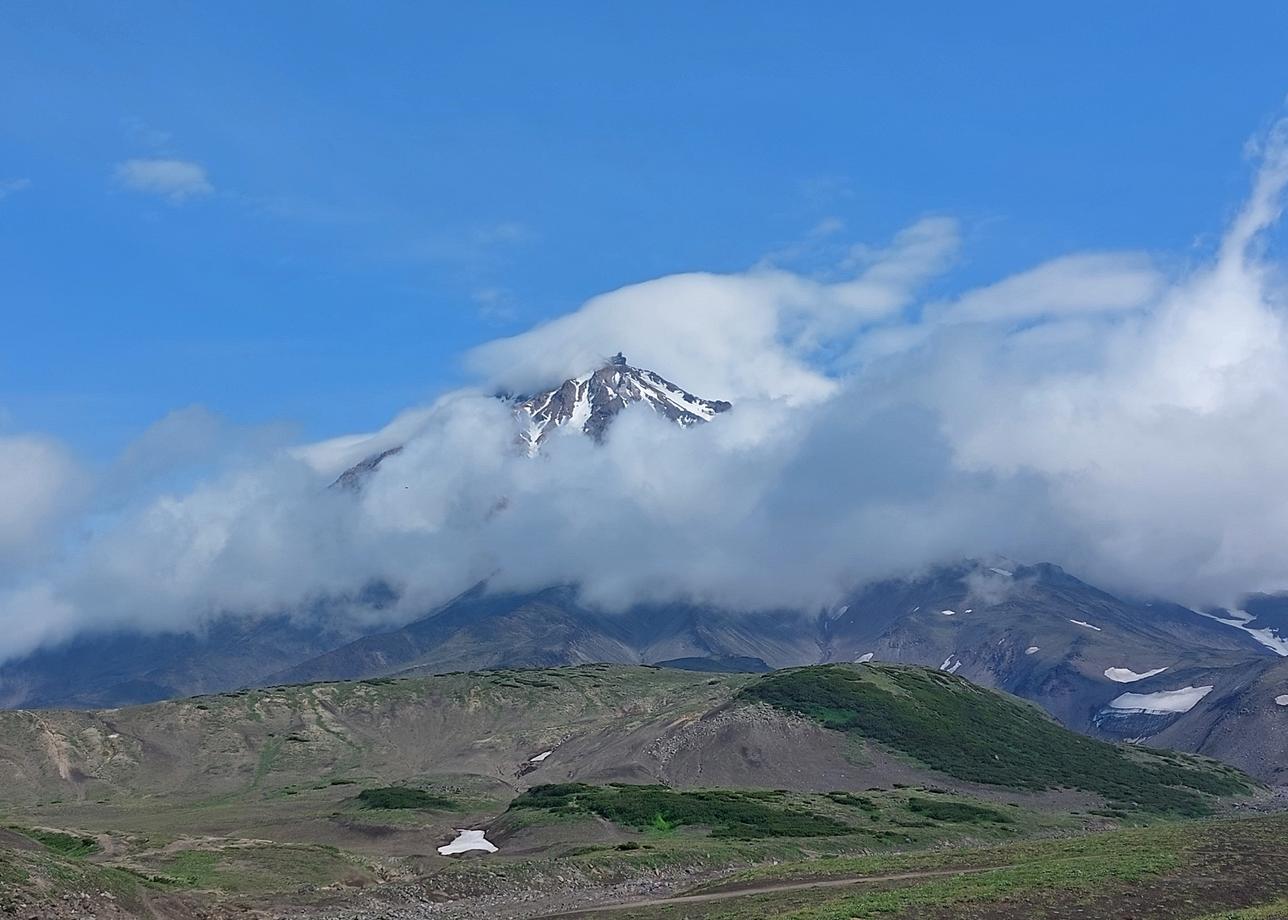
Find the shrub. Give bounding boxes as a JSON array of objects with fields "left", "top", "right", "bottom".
[
  {"left": 511, "top": 784, "right": 852, "bottom": 839},
  {"left": 356, "top": 787, "right": 454, "bottom": 810}
]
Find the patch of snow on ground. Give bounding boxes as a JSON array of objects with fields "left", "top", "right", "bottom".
[
  {"left": 1108, "top": 685, "right": 1214, "bottom": 715},
  {"left": 1069, "top": 619, "right": 1103, "bottom": 631},
  {"left": 1104, "top": 667, "right": 1168, "bottom": 683},
  {"left": 990, "top": 567, "right": 1013, "bottom": 577},
  {"left": 1025, "top": 646, "right": 1039, "bottom": 655},
  {"left": 941, "top": 609, "right": 956, "bottom": 616},
  {"left": 1276, "top": 694, "right": 1288, "bottom": 707},
  {"left": 940, "top": 656, "right": 954, "bottom": 670},
  {"left": 948, "top": 660, "right": 962, "bottom": 674},
  {"left": 1195, "top": 609, "right": 1288, "bottom": 656},
  {"left": 856, "top": 652, "right": 874, "bottom": 663},
  {"left": 528, "top": 750, "right": 553, "bottom": 763},
  {"left": 438, "top": 830, "right": 498, "bottom": 855}
]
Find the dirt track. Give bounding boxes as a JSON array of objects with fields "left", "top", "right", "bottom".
[{"left": 535, "top": 864, "right": 1009, "bottom": 917}]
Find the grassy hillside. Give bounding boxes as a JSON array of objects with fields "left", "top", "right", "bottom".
[
  {"left": 0, "top": 664, "right": 750, "bottom": 805},
  {"left": 570, "top": 814, "right": 1288, "bottom": 920},
  {"left": 0, "top": 662, "right": 1265, "bottom": 918},
  {"left": 741, "top": 664, "right": 1251, "bottom": 815}
]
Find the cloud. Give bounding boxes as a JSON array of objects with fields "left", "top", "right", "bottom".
[
  {"left": 466, "top": 216, "right": 959, "bottom": 403},
  {"left": 929, "top": 252, "right": 1164, "bottom": 325},
  {"left": 0, "top": 178, "right": 31, "bottom": 201},
  {"left": 114, "top": 158, "right": 213, "bottom": 203},
  {"left": 0, "top": 434, "right": 85, "bottom": 573},
  {"left": 6, "top": 117, "right": 1288, "bottom": 664}
]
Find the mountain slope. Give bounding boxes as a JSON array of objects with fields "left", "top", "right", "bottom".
[
  {"left": 0, "top": 664, "right": 1250, "bottom": 813},
  {"left": 332, "top": 353, "right": 732, "bottom": 488},
  {"left": 819, "top": 561, "right": 1274, "bottom": 741},
  {"left": 267, "top": 585, "right": 820, "bottom": 686},
  {"left": 0, "top": 611, "right": 369, "bottom": 709},
  {"left": 0, "top": 663, "right": 1261, "bottom": 919},
  {"left": 4, "top": 558, "right": 1283, "bottom": 785},
  {"left": 1148, "top": 655, "right": 1288, "bottom": 785},
  {"left": 511, "top": 352, "right": 731, "bottom": 451},
  {"left": 743, "top": 664, "right": 1250, "bottom": 815},
  {"left": 275, "top": 562, "right": 1274, "bottom": 745}
]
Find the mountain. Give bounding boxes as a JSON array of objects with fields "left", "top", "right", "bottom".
[
  {"left": 7, "top": 555, "right": 1285, "bottom": 781},
  {"left": 0, "top": 663, "right": 1258, "bottom": 919},
  {"left": 266, "top": 583, "right": 821, "bottom": 685},
  {"left": 0, "top": 587, "right": 394, "bottom": 709},
  {"left": 264, "top": 561, "right": 1288, "bottom": 779},
  {"left": 510, "top": 352, "right": 731, "bottom": 451},
  {"left": 332, "top": 352, "right": 732, "bottom": 488},
  {"left": 4, "top": 352, "right": 1286, "bottom": 782},
  {"left": 818, "top": 561, "right": 1277, "bottom": 740}
]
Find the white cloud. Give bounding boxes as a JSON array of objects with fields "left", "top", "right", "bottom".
[
  {"left": 0, "top": 435, "right": 85, "bottom": 572},
  {"left": 0, "top": 178, "right": 31, "bottom": 201},
  {"left": 930, "top": 252, "right": 1163, "bottom": 325},
  {"left": 7, "top": 118, "right": 1288, "bottom": 664},
  {"left": 466, "top": 216, "right": 959, "bottom": 404},
  {"left": 114, "top": 158, "right": 213, "bottom": 203}
]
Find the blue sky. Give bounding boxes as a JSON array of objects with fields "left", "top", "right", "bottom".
[{"left": 5, "top": 2, "right": 1288, "bottom": 459}]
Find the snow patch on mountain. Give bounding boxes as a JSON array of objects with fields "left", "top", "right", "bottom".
[
  {"left": 1107, "top": 685, "right": 1214, "bottom": 715},
  {"left": 1104, "top": 666, "right": 1169, "bottom": 683},
  {"left": 438, "top": 830, "right": 497, "bottom": 855},
  {"left": 1197, "top": 608, "right": 1288, "bottom": 657}
]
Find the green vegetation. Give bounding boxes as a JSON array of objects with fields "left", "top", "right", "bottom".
[
  {"left": 510, "top": 784, "right": 853, "bottom": 839},
  {"left": 0, "top": 843, "right": 155, "bottom": 916},
  {"left": 355, "top": 786, "right": 455, "bottom": 810},
  {"left": 8, "top": 826, "right": 100, "bottom": 857},
  {"left": 742, "top": 664, "right": 1250, "bottom": 815},
  {"left": 904, "top": 795, "right": 1011, "bottom": 824},
  {"left": 146, "top": 843, "right": 373, "bottom": 895},
  {"left": 621, "top": 814, "right": 1288, "bottom": 920}
]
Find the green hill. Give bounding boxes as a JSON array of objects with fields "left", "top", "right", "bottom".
[{"left": 741, "top": 664, "right": 1250, "bottom": 815}]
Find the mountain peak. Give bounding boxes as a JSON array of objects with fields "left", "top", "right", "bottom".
[
  {"left": 332, "top": 357, "right": 731, "bottom": 487},
  {"left": 512, "top": 356, "right": 731, "bottom": 451}
]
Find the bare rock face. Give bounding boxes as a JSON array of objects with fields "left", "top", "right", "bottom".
[{"left": 511, "top": 353, "right": 731, "bottom": 452}]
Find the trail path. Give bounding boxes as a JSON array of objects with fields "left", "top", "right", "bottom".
[{"left": 537, "top": 864, "right": 1010, "bottom": 917}]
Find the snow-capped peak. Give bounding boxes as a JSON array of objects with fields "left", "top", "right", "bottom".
[
  {"left": 510, "top": 353, "right": 731, "bottom": 453},
  {"left": 331, "top": 354, "right": 732, "bottom": 487}
]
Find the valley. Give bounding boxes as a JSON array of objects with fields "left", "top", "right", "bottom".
[{"left": 0, "top": 663, "right": 1282, "bottom": 919}]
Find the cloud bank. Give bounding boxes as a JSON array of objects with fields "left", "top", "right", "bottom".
[{"left": 4, "top": 120, "right": 1288, "bottom": 664}]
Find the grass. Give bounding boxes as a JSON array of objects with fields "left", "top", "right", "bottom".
[
  {"left": 144, "top": 842, "right": 373, "bottom": 895},
  {"left": 8, "top": 826, "right": 100, "bottom": 857},
  {"left": 355, "top": 786, "right": 455, "bottom": 810},
  {"left": 741, "top": 664, "right": 1250, "bottom": 815},
  {"left": 0, "top": 843, "right": 156, "bottom": 916},
  {"left": 511, "top": 784, "right": 855, "bottom": 839},
  {"left": 587, "top": 814, "right": 1288, "bottom": 920}
]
